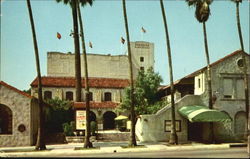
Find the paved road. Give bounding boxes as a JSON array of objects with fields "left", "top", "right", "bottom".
[
  {"left": 65, "top": 148, "right": 248, "bottom": 158},
  {"left": 3, "top": 147, "right": 248, "bottom": 158}
]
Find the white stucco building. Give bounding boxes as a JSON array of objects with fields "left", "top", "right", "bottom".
[{"left": 136, "top": 50, "right": 250, "bottom": 143}]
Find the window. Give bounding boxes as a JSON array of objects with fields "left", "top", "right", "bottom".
[
  {"left": 104, "top": 92, "right": 112, "bottom": 101},
  {"left": 221, "top": 74, "right": 245, "bottom": 100},
  {"left": 140, "top": 67, "right": 144, "bottom": 71},
  {"left": 44, "top": 91, "right": 52, "bottom": 100},
  {"left": 89, "top": 92, "right": 93, "bottom": 101},
  {"left": 198, "top": 79, "right": 201, "bottom": 88},
  {"left": 236, "top": 79, "right": 244, "bottom": 99},
  {"left": 140, "top": 57, "right": 144, "bottom": 62},
  {"left": 66, "top": 91, "right": 73, "bottom": 101},
  {"left": 165, "top": 120, "right": 181, "bottom": 132}
]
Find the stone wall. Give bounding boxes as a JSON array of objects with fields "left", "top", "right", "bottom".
[{"left": 0, "top": 85, "right": 32, "bottom": 147}]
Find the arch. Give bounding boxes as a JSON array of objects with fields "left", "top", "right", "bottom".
[
  {"left": 103, "top": 111, "right": 117, "bottom": 130},
  {"left": 89, "top": 111, "right": 96, "bottom": 122},
  {"left": 234, "top": 111, "right": 247, "bottom": 139},
  {"left": 0, "top": 104, "right": 13, "bottom": 134},
  {"left": 104, "top": 92, "right": 112, "bottom": 101},
  {"left": 66, "top": 91, "right": 73, "bottom": 101},
  {"left": 44, "top": 91, "right": 52, "bottom": 100}
]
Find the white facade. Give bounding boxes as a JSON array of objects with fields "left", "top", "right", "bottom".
[
  {"left": 136, "top": 51, "right": 250, "bottom": 143},
  {"left": 47, "top": 41, "right": 154, "bottom": 79}
]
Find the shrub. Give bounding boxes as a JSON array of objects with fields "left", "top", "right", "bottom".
[{"left": 63, "top": 121, "right": 75, "bottom": 136}]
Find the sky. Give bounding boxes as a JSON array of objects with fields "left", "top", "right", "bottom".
[{"left": 0, "top": 0, "right": 249, "bottom": 91}]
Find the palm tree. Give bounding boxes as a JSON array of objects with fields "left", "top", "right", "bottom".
[
  {"left": 231, "top": 0, "right": 249, "bottom": 155},
  {"left": 76, "top": 0, "right": 94, "bottom": 148},
  {"left": 122, "top": 0, "right": 137, "bottom": 147},
  {"left": 160, "top": 0, "right": 178, "bottom": 145},
  {"left": 56, "top": 0, "right": 82, "bottom": 102},
  {"left": 26, "top": 0, "right": 46, "bottom": 150},
  {"left": 186, "top": 0, "right": 214, "bottom": 143}
]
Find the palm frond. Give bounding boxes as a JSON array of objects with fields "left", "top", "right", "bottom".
[
  {"left": 79, "top": 0, "right": 94, "bottom": 7},
  {"left": 186, "top": 0, "right": 199, "bottom": 7},
  {"left": 230, "top": 0, "right": 242, "bottom": 3}
]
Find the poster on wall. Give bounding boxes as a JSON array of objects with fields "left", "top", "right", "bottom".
[{"left": 76, "top": 110, "right": 86, "bottom": 130}]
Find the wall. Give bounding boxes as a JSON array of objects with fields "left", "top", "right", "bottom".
[
  {"left": 136, "top": 95, "right": 204, "bottom": 143},
  {"left": 195, "top": 53, "right": 250, "bottom": 141},
  {"left": 47, "top": 41, "right": 154, "bottom": 79},
  {"left": 0, "top": 85, "right": 33, "bottom": 146}
]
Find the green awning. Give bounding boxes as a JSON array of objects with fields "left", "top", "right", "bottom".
[{"left": 178, "top": 105, "right": 232, "bottom": 123}]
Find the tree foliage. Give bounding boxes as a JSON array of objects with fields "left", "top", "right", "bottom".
[
  {"left": 118, "top": 67, "right": 166, "bottom": 116},
  {"left": 44, "top": 98, "right": 74, "bottom": 133}
]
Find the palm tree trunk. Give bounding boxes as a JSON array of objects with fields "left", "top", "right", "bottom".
[
  {"left": 236, "top": 2, "right": 250, "bottom": 155},
  {"left": 72, "top": 0, "right": 82, "bottom": 102},
  {"left": 122, "top": 0, "right": 137, "bottom": 147},
  {"left": 26, "top": 0, "right": 46, "bottom": 150},
  {"left": 77, "top": 3, "right": 93, "bottom": 148},
  {"left": 160, "top": 0, "right": 178, "bottom": 145},
  {"left": 202, "top": 22, "right": 214, "bottom": 144}
]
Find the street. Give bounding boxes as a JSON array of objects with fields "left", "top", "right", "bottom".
[{"left": 2, "top": 147, "right": 248, "bottom": 158}]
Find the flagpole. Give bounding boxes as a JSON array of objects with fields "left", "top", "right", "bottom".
[
  {"left": 141, "top": 31, "right": 143, "bottom": 41},
  {"left": 120, "top": 43, "right": 122, "bottom": 54}
]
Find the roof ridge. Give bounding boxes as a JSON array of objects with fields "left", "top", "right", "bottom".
[
  {"left": 159, "top": 50, "right": 248, "bottom": 90},
  {"left": 0, "top": 81, "right": 32, "bottom": 99}
]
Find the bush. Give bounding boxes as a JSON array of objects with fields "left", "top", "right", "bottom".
[
  {"left": 63, "top": 121, "right": 75, "bottom": 136},
  {"left": 90, "top": 121, "right": 97, "bottom": 136},
  {"left": 44, "top": 98, "right": 74, "bottom": 133}
]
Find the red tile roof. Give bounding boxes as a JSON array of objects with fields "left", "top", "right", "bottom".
[
  {"left": 159, "top": 50, "right": 249, "bottom": 91},
  {"left": 31, "top": 77, "right": 130, "bottom": 88},
  {"left": 0, "top": 81, "right": 32, "bottom": 99},
  {"left": 73, "top": 101, "right": 119, "bottom": 109}
]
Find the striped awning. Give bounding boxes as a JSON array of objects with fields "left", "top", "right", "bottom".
[{"left": 178, "top": 105, "right": 232, "bottom": 123}]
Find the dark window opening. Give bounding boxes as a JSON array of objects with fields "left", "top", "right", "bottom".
[
  {"left": 44, "top": 91, "right": 52, "bottom": 100},
  {"left": 66, "top": 91, "right": 73, "bottom": 101},
  {"left": 0, "top": 104, "right": 12, "bottom": 134},
  {"left": 89, "top": 92, "right": 93, "bottom": 101},
  {"left": 224, "top": 95, "right": 232, "bottom": 99},
  {"left": 140, "top": 67, "right": 144, "bottom": 71},
  {"left": 140, "top": 57, "right": 144, "bottom": 62},
  {"left": 198, "top": 79, "right": 201, "bottom": 88},
  {"left": 104, "top": 92, "right": 112, "bottom": 101}
]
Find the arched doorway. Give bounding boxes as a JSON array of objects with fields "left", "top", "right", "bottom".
[
  {"left": 103, "top": 111, "right": 117, "bottom": 130},
  {"left": 0, "top": 104, "right": 12, "bottom": 134},
  {"left": 89, "top": 111, "right": 96, "bottom": 122},
  {"left": 234, "top": 111, "right": 247, "bottom": 140}
]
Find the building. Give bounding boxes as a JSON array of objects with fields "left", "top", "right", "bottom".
[
  {"left": 136, "top": 50, "right": 250, "bottom": 143},
  {"left": 0, "top": 81, "right": 39, "bottom": 147},
  {"left": 30, "top": 41, "right": 154, "bottom": 130}
]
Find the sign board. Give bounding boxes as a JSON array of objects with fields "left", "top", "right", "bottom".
[
  {"left": 165, "top": 120, "right": 181, "bottom": 132},
  {"left": 76, "top": 110, "right": 86, "bottom": 130}
]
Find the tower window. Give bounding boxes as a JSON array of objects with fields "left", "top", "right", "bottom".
[
  {"left": 140, "top": 67, "right": 144, "bottom": 71},
  {"left": 140, "top": 57, "right": 144, "bottom": 62}
]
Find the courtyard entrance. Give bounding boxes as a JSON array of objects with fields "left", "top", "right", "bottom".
[{"left": 103, "top": 111, "right": 116, "bottom": 130}]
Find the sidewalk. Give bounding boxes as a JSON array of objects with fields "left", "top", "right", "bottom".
[{"left": 0, "top": 141, "right": 246, "bottom": 157}]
